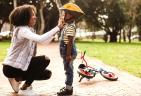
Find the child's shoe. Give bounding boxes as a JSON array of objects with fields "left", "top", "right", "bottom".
[{"left": 57, "top": 87, "right": 73, "bottom": 96}]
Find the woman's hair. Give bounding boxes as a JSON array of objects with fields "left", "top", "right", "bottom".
[{"left": 9, "top": 4, "right": 36, "bottom": 27}]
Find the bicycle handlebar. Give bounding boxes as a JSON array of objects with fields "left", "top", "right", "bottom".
[
  {"left": 81, "top": 50, "right": 88, "bottom": 66},
  {"left": 83, "top": 50, "right": 86, "bottom": 56}
]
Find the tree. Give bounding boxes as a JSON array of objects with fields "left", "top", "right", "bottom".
[
  {"left": 105, "top": 0, "right": 126, "bottom": 42},
  {"left": 43, "top": 0, "right": 59, "bottom": 33},
  {"left": 0, "top": 0, "right": 60, "bottom": 35},
  {"left": 60, "top": 0, "right": 70, "bottom": 5},
  {"left": 13, "top": 0, "right": 17, "bottom": 8},
  {"left": 0, "top": 0, "right": 13, "bottom": 30},
  {"left": 135, "top": 0, "right": 141, "bottom": 41},
  {"left": 75, "top": 0, "right": 126, "bottom": 42},
  {"left": 122, "top": 0, "right": 139, "bottom": 43}
]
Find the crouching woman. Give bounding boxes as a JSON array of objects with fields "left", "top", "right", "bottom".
[{"left": 2, "top": 4, "right": 64, "bottom": 93}]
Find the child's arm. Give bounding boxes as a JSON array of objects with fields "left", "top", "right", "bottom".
[{"left": 66, "top": 36, "right": 73, "bottom": 62}]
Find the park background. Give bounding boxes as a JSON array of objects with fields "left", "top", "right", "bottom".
[{"left": 0, "top": 0, "right": 141, "bottom": 78}]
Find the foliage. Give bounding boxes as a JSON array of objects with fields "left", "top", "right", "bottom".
[
  {"left": 0, "top": 0, "right": 13, "bottom": 20},
  {"left": 135, "top": 0, "right": 141, "bottom": 41},
  {"left": 75, "top": 0, "right": 126, "bottom": 42},
  {"left": 60, "top": 0, "right": 70, "bottom": 5},
  {"left": 0, "top": 0, "right": 59, "bottom": 35},
  {"left": 1, "top": 0, "right": 141, "bottom": 42},
  {"left": 43, "top": 0, "right": 59, "bottom": 33}
]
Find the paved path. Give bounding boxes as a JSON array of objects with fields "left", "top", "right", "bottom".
[{"left": 0, "top": 42, "right": 141, "bottom": 96}]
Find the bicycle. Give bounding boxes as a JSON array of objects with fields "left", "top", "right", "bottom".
[{"left": 77, "top": 51, "right": 118, "bottom": 82}]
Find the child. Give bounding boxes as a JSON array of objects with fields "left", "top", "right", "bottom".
[{"left": 57, "top": 3, "right": 84, "bottom": 95}]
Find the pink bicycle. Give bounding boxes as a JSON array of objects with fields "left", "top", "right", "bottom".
[{"left": 77, "top": 51, "right": 118, "bottom": 82}]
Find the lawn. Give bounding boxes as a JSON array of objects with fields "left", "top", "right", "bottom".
[
  {"left": 0, "top": 39, "right": 141, "bottom": 78},
  {"left": 0, "top": 40, "right": 10, "bottom": 62},
  {"left": 76, "top": 39, "right": 141, "bottom": 78}
]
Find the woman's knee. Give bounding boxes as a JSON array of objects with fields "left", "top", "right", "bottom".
[
  {"left": 45, "top": 69, "right": 52, "bottom": 79},
  {"left": 3, "top": 65, "right": 22, "bottom": 78},
  {"left": 3, "top": 66, "right": 10, "bottom": 77},
  {"left": 45, "top": 56, "right": 50, "bottom": 66}
]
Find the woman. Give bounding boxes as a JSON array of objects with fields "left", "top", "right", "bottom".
[{"left": 2, "top": 4, "right": 64, "bottom": 93}]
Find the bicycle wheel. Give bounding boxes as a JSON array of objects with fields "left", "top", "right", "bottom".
[
  {"left": 100, "top": 70, "right": 118, "bottom": 81},
  {"left": 78, "top": 64, "right": 86, "bottom": 69},
  {"left": 77, "top": 68, "right": 94, "bottom": 79}
]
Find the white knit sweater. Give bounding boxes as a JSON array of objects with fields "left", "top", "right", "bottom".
[{"left": 3, "top": 26, "right": 60, "bottom": 71}]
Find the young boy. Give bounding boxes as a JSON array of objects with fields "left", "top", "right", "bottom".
[{"left": 57, "top": 3, "right": 84, "bottom": 95}]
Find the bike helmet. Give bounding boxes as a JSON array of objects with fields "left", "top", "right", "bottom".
[{"left": 59, "top": 3, "right": 84, "bottom": 17}]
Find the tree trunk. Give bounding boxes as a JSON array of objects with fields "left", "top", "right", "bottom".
[
  {"left": 103, "top": 33, "right": 108, "bottom": 43},
  {"left": 138, "top": 26, "right": 141, "bottom": 41},
  {"left": 127, "top": 25, "right": 132, "bottom": 43},
  {"left": 123, "top": 28, "right": 126, "bottom": 42},
  {"left": 119, "top": 30, "right": 121, "bottom": 43},
  {"left": 54, "top": 0, "right": 62, "bottom": 8},
  {"left": 109, "top": 32, "right": 117, "bottom": 42},
  {"left": 13, "top": 0, "right": 17, "bottom": 8},
  {"left": 0, "top": 20, "right": 4, "bottom": 32},
  {"left": 38, "top": 0, "right": 45, "bottom": 35}
]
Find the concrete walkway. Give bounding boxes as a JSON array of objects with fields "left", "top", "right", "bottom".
[{"left": 0, "top": 42, "right": 141, "bottom": 96}]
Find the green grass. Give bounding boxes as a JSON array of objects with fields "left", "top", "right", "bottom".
[
  {"left": 1, "top": 39, "right": 141, "bottom": 78},
  {"left": 76, "top": 39, "right": 141, "bottom": 78},
  {"left": 0, "top": 40, "right": 10, "bottom": 62}
]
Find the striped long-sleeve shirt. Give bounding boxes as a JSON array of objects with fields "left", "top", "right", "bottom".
[{"left": 61, "top": 21, "right": 76, "bottom": 44}]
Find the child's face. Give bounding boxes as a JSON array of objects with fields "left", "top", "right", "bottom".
[
  {"left": 61, "top": 11, "right": 74, "bottom": 22},
  {"left": 64, "top": 13, "right": 73, "bottom": 21}
]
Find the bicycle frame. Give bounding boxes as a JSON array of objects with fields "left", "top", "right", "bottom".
[
  {"left": 77, "top": 51, "right": 118, "bottom": 82},
  {"left": 80, "top": 51, "right": 101, "bottom": 72},
  {"left": 80, "top": 51, "right": 88, "bottom": 66}
]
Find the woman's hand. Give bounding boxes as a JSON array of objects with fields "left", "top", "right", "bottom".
[{"left": 57, "top": 17, "right": 65, "bottom": 29}]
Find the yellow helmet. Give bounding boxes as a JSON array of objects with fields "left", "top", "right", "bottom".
[{"left": 60, "top": 3, "right": 84, "bottom": 15}]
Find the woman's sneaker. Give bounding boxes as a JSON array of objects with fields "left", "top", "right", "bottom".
[
  {"left": 18, "top": 88, "right": 38, "bottom": 96},
  {"left": 57, "top": 87, "right": 73, "bottom": 95},
  {"left": 19, "top": 84, "right": 38, "bottom": 95},
  {"left": 8, "top": 78, "right": 20, "bottom": 93}
]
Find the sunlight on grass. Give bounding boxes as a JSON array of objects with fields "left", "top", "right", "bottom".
[{"left": 0, "top": 40, "right": 10, "bottom": 62}]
